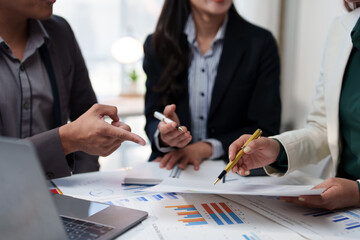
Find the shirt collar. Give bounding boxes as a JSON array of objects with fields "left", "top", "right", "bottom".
[
  {"left": 184, "top": 13, "right": 228, "bottom": 47},
  {"left": 0, "top": 19, "right": 50, "bottom": 60}
]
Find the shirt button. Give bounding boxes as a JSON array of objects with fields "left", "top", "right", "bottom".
[
  {"left": 200, "top": 92, "right": 205, "bottom": 97},
  {"left": 20, "top": 64, "right": 25, "bottom": 71},
  {"left": 201, "top": 68, "right": 205, "bottom": 73},
  {"left": 199, "top": 116, "right": 204, "bottom": 120},
  {"left": 209, "top": 128, "right": 215, "bottom": 134},
  {"left": 23, "top": 101, "right": 30, "bottom": 110}
]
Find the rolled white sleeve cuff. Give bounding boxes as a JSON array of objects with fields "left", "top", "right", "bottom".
[
  {"left": 154, "top": 129, "right": 175, "bottom": 153},
  {"left": 203, "top": 138, "right": 224, "bottom": 159}
]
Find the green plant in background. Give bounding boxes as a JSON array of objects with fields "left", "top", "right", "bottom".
[{"left": 128, "top": 69, "right": 138, "bottom": 83}]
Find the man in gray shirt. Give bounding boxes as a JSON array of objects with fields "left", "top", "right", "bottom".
[{"left": 0, "top": 0, "right": 145, "bottom": 179}]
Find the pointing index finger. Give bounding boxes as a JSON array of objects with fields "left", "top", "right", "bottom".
[{"left": 104, "top": 125, "right": 146, "bottom": 145}]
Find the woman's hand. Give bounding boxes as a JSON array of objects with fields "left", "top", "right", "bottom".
[
  {"left": 281, "top": 177, "right": 360, "bottom": 210},
  {"left": 158, "top": 104, "right": 192, "bottom": 148},
  {"left": 154, "top": 141, "right": 212, "bottom": 170},
  {"left": 228, "top": 135, "right": 280, "bottom": 175}
]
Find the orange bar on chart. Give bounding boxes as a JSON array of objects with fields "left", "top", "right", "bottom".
[
  {"left": 165, "top": 205, "right": 195, "bottom": 209},
  {"left": 177, "top": 211, "right": 200, "bottom": 216},
  {"left": 179, "top": 218, "right": 206, "bottom": 223}
]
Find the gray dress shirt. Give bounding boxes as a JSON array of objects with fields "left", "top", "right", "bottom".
[
  {"left": 0, "top": 19, "right": 53, "bottom": 139},
  {"left": 0, "top": 16, "right": 98, "bottom": 179}
]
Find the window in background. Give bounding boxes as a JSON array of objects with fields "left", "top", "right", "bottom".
[{"left": 53, "top": 0, "right": 164, "bottom": 101}]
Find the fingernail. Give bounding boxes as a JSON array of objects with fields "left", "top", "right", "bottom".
[
  {"left": 245, "top": 170, "right": 250, "bottom": 176},
  {"left": 228, "top": 155, "right": 231, "bottom": 160},
  {"left": 244, "top": 146, "right": 251, "bottom": 153},
  {"left": 299, "top": 197, "right": 305, "bottom": 201}
]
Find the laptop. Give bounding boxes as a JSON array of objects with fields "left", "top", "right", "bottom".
[{"left": 0, "top": 137, "right": 148, "bottom": 240}]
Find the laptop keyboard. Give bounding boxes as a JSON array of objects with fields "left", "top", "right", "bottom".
[{"left": 61, "top": 216, "right": 114, "bottom": 240}]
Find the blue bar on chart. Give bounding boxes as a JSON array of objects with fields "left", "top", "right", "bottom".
[
  {"left": 210, "top": 203, "right": 233, "bottom": 224},
  {"left": 242, "top": 232, "right": 259, "bottom": 240},
  {"left": 219, "top": 202, "right": 244, "bottom": 224},
  {"left": 201, "top": 203, "right": 224, "bottom": 225},
  {"left": 303, "top": 210, "right": 334, "bottom": 217},
  {"left": 121, "top": 184, "right": 150, "bottom": 193},
  {"left": 136, "top": 197, "right": 148, "bottom": 202},
  {"left": 164, "top": 192, "right": 178, "bottom": 200},
  {"left": 333, "top": 215, "right": 349, "bottom": 222}
]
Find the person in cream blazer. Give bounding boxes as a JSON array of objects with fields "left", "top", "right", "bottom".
[{"left": 228, "top": 4, "right": 360, "bottom": 210}]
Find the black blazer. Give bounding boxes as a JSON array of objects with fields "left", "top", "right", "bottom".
[{"left": 143, "top": 9, "right": 281, "bottom": 161}]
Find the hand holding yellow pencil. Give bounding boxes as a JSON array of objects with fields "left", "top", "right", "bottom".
[{"left": 214, "top": 129, "right": 262, "bottom": 185}]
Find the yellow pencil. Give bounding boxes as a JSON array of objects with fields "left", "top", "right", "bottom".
[{"left": 214, "top": 129, "right": 262, "bottom": 185}]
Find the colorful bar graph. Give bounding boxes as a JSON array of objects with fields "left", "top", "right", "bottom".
[
  {"left": 166, "top": 202, "right": 244, "bottom": 227},
  {"left": 219, "top": 202, "right": 244, "bottom": 224},
  {"left": 177, "top": 211, "right": 200, "bottom": 215},
  {"left": 201, "top": 203, "right": 224, "bottom": 225},
  {"left": 166, "top": 205, "right": 208, "bottom": 226},
  {"left": 166, "top": 204, "right": 195, "bottom": 209},
  {"left": 211, "top": 203, "right": 233, "bottom": 224},
  {"left": 304, "top": 210, "right": 360, "bottom": 231}
]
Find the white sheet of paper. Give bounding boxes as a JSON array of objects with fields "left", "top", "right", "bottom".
[
  {"left": 52, "top": 170, "right": 152, "bottom": 201},
  {"left": 144, "top": 178, "right": 324, "bottom": 197},
  {"left": 223, "top": 195, "right": 360, "bottom": 240},
  {"left": 124, "top": 161, "right": 242, "bottom": 184},
  {"left": 112, "top": 193, "right": 305, "bottom": 240}
]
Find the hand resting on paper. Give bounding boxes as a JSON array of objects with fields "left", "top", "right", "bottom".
[
  {"left": 228, "top": 135, "right": 360, "bottom": 210},
  {"left": 155, "top": 141, "right": 213, "bottom": 170},
  {"left": 281, "top": 178, "right": 360, "bottom": 210}
]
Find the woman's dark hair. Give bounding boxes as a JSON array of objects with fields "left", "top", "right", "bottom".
[
  {"left": 152, "top": 0, "right": 192, "bottom": 106},
  {"left": 152, "top": 1, "right": 236, "bottom": 106}
]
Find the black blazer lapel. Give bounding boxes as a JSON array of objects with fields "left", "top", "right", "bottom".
[
  {"left": 48, "top": 48, "right": 66, "bottom": 125},
  {"left": 208, "top": 11, "right": 247, "bottom": 119}
]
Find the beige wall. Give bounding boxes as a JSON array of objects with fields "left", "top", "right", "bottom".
[
  {"left": 281, "top": 0, "right": 346, "bottom": 131},
  {"left": 235, "top": 0, "right": 346, "bottom": 131},
  {"left": 234, "top": 0, "right": 347, "bottom": 177}
]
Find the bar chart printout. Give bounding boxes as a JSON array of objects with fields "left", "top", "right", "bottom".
[
  {"left": 223, "top": 195, "right": 360, "bottom": 240},
  {"left": 166, "top": 202, "right": 244, "bottom": 227},
  {"left": 202, "top": 202, "right": 244, "bottom": 225},
  {"left": 165, "top": 205, "right": 208, "bottom": 226},
  {"left": 304, "top": 209, "right": 360, "bottom": 231}
]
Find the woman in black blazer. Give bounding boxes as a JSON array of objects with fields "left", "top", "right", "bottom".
[{"left": 143, "top": 0, "right": 281, "bottom": 172}]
